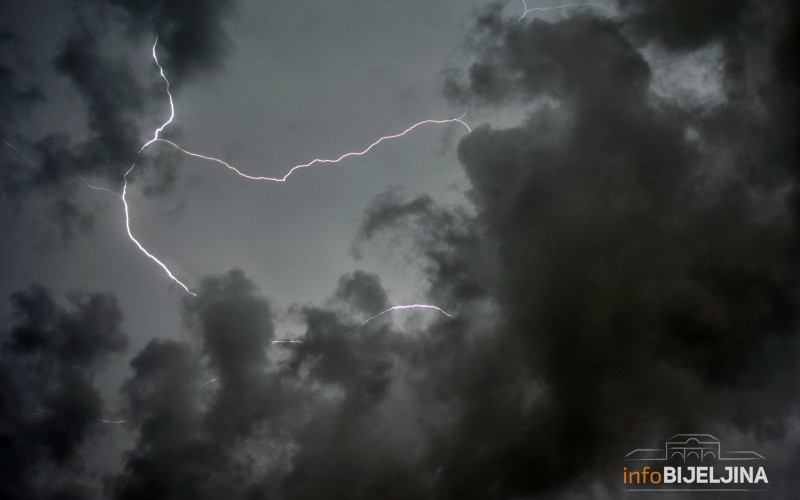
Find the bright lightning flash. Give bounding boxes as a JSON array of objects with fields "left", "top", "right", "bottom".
[
  {"left": 122, "top": 164, "right": 196, "bottom": 296},
  {"left": 362, "top": 304, "right": 455, "bottom": 326}
]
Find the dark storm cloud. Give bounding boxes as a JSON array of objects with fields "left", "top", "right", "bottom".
[
  {"left": 0, "top": 30, "right": 44, "bottom": 126},
  {"left": 0, "top": 285, "right": 127, "bottom": 500},
  {"left": 113, "top": 270, "right": 296, "bottom": 499},
  {"left": 334, "top": 270, "right": 390, "bottom": 316},
  {"left": 45, "top": 198, "right": 95, "bottom": 240},
  {"left": 356, "top": 187, "right": 493, "bottom": 303},
  {"left": 0, "top": 62, "right": 44, "bottom": 123},
  {"left": 112, "top": 339, "right": 242, "bottom": 500},
  {"left": 417, "top": 1, "right": 800, "bottom": 496},
  {"left": 52, "top": 28, "right": 144, "bottom": 179},
  {"left": 616, "top": 0, "right": 750, "bottom": 51},
  {"left": 113, "top": 267, "right": 451, "bottom": 499},
  {"left": 0, "top": 31, "right": 45, "bottom": 204},
  {"left": 92, "top": 0, "right": 240, "bottom": 83}
]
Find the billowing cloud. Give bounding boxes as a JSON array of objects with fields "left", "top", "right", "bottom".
[{"left": 0, "top": 285, "right": 127, "bottom": 500}]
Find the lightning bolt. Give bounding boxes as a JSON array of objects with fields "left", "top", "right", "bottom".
[
  {"left": 519, "top": 0, "right": 605, "bottom": 21},
  {"left": 122, "top": 164, "right": 197, "bottom": 296},
  {"left": 362, "top": 304, "right": 455, "bottom": 326},
  {"left": 108, "top": 35, "right": 470, "bottom": 300},
  {"left": 271, "top": 340, "right": 304, "bottom": 344},
  {"left": 148, "top": 113, "right": 471, "bottom": 183},
  {"left": 84, "top": 177, "right": 196, "bottom": 296},
  {"left": 99, "top": 419, "right": 127, "bottom": 424}
]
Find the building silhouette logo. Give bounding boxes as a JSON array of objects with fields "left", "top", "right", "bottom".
[
  {"left": 622, "top": 434, "right": 768, "bottom": 492},
  {"left": 625, "top": 433, "right": 765, "bottom": 462}
]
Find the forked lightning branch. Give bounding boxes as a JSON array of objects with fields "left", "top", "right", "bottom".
[{"left": 88, "top": 34, "right": 467, "bottom": 323}]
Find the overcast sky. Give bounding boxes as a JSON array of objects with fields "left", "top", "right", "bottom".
[{"left": 1, "top": 0, "right": 799, "bottom": 498}]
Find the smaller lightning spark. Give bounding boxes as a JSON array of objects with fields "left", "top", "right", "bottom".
[
  {"left": 519, "top": 0, "right": 605, "bottom": 21},
  {"left": 99, "top": 419, "right": 127, "bottom": 424},
  {"left": 199, "top": 377, "right": 219, "bottom": 388},
  {"left": 271, "top": 340, "right": 303, "bottom": 344},
  {"left": 82, "top": 178, "right": 122, "bottom": 199},
  {"left": 4, "top": 140, "right": 38, "bottom": 168},
  {"left": 362, "top": 304, "right": 455, "bottom": 326},
  {"left": 122, "top": 164, "right": 196, "bottom": 296}
]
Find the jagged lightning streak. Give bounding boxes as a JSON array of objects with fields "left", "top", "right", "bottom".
[
  {"left": 99, "top": 419, "right": 127, "bottom": 424},
  {"left": 123, "top": 164, "right": 196, "bottom": 296},
  {"left": 362, "top": 304, "right": 455, "bottom": 326},
  {"left": 519, "top": 0, "right": 605, "bottom": 21},
  {"left": 149, "top": 113, "right": 471, "bottom": 182},
  {"left": 139, "top": 36, "right": 174, "bottom": 152},
  {"left": 271, "top": 340, "right": 304, "bottom": 344}
]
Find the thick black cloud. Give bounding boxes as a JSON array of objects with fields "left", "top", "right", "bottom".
[
  {"left": 334, "top": 270, "right": 390, "bottom": 316},
  {"left": 113, "top": 270, "right": 297, "bottom": 499},
  {"left": 0, "top": 36, "right": 44, "bottom": 123},
  {"left": 0, "top": 285, "right": 127, "bottom": 500},
  {"left": 0, "top": 31, "right": 45, "bottom": 204},
  {"left": 112, "top": 268, "right": 457, "bottom": 499},
  {"left": 418, "top": 1, "right": 800, "bottom": 496},
  {"left": 356, "top": 188, "right": 493, "bottom": 303}
]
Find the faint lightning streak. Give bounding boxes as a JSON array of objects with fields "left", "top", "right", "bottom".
[
  {"left": 199, "top": 377, "right": 218, "bottom": 388},
  {"left": 4, "top": 140, "right": 37, "bottom": 168},
  {"left": 139, "top": 37, "right": 174, "bottom": 152},
  {"left": 122, "top": 164, "right": 197, "bottom": 296},
  {"left": 99, "top": 419, "right": 127, "bottom": 424},
  {"left": 362, "top": 304, "right": 455, "bottom": 326},
  {"left": 148, "top": 115, "right": 471, "bottom": 182},
  {"left": 519, "top": 0, "right": 605, "bottom": 21},
  {"left": 271, "top": 340, "right": 303, "bottom": 344},
  {"left": 82, "top": 178, "right": 122, "bottom": 199}
]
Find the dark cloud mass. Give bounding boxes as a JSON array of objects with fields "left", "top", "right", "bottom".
[
  {"left": 0, "top": 286, "right": 127, "bottom": 500},
  {"left": 2, "top": 0, "right": 800, "bottom": 498}
]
